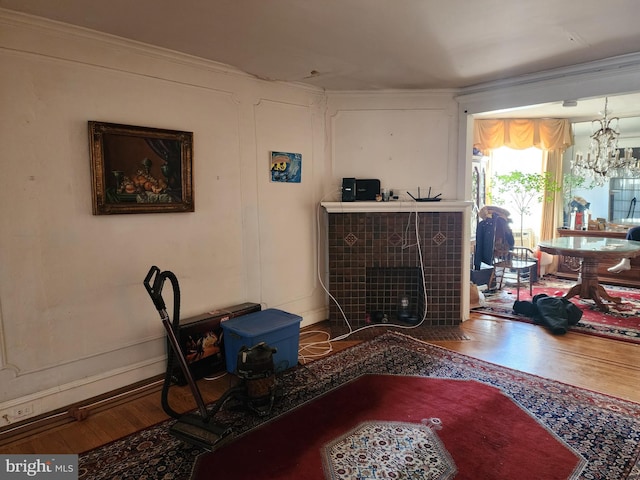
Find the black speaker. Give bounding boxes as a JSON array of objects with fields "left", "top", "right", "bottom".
[
  {"left": 355, "top": 179, "right": 380, "bottom": 201},
  {"left": 342, "top": 178, "right": 356, "bottom": 201}
]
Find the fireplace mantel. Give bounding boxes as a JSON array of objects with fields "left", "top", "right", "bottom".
[{"left": 321, "top": 200, "right": 471, "bottom": 213}]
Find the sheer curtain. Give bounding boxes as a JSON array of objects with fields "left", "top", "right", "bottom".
[{"left": 474, "top": 118, "right": 573, "bottom": 241}]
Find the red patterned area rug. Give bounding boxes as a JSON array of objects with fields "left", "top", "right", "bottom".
[
  {"left": 196, "top": 375, "right": 588, "bottom": 479},
  {"left": 473, "top": 276, "right": 640, "bottom": 344},
  {"left": 77, "top": 332, "right": 640, "bottom": 479}
]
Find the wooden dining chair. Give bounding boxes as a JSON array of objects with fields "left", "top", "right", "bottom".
[{"left": 493, "top": 246, "right": 538, "bottom": 300}]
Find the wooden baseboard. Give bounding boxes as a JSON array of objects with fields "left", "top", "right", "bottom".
[{"left": 0, "top": 374, "right": 165, "bottom": 448}]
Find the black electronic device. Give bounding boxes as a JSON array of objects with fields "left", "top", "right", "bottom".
[
  {"left": 341, "top": 177, "right": 356, "bottom": 201},
  {"left": 355, "top": 179, "right": 381, "bottom": 201},
  {"left": 406, "top": 187, "right": 442, "bottom": 202},
  {"left": 342, "top": 178, "right": 381, "bottom": 201}
]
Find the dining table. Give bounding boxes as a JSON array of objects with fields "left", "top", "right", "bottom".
[{"left": 538, "top": 236, "right": 640, "bottom": 312}]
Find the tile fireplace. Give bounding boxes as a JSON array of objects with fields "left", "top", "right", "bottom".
[{"left": 322, "top": 201, "right": 471, "bottom": 333}]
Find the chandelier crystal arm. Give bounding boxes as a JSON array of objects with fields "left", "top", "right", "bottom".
[{"left": 572, "top": 97, "right": 637, "bottom": 186}]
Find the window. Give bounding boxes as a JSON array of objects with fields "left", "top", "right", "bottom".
[{"left": 488, "top": 146, "right": 545, "bottom": 244}]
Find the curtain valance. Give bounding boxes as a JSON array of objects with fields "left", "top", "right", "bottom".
[{"left": 473, "top": 118, "right": 573, "bottom": 152}]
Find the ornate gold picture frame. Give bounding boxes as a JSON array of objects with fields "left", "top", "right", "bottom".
[{"left": 88, "top": 121, "right": 194, "bottom": 215}]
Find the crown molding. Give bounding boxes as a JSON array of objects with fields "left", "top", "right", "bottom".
[{"left": 459, "top": 52, "right": 640, "bottom": 98}]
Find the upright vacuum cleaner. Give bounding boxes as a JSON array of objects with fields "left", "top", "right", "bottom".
[
  {"left": 144, "top": 266, "right": 236, "bottom": 451},
  {"left": 144, "top": 266, "right": 281, "bottom": 450}
]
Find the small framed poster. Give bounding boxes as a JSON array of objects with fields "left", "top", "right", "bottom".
[{"left": 270, "top": 151, "right": 302, "bottom": 183}]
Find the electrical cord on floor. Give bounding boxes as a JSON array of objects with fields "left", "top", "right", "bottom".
[
  {"left": 298, "top": 330, "right": 333, "bottom": 363},
  {"left": 203, "top": 371, "right": 229, "bottom": 381}
]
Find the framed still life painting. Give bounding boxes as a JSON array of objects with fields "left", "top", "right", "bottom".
[
  {"left": 270, "top": 151, "right": 302, "bottom": 183},
  {"left": 88, "top": 121, "right": 194, "bottom": 215}
]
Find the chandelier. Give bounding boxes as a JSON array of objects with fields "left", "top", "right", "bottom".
[{"left": 571, "top": 97, "right": 639, "bottom": 186}]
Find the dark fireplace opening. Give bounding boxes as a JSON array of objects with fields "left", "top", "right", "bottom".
[{"left": 366, "top": 267, "right": 425, "bottom": 324}]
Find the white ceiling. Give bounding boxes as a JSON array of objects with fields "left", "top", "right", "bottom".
[{"left": 3, "top": 0, "right": 640, "bottom": 119}]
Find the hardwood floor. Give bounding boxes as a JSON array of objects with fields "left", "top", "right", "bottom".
[{"left": 1, "top": 313, "right": 639, "bottom": 454}]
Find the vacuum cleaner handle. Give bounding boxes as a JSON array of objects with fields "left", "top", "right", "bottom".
[
  {"left": 144, "top": 265, "right": 167, "bottom": 312},
  {"left": 142, "top": 266, "right": 234, "bottom": 448}
]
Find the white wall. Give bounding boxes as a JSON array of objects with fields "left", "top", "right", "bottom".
[
  {"left": 0, "top": 11, "right": 329, "bottom": 422},
  {"left": 326, "top": 91, "right": 460, "bottom": 201}
]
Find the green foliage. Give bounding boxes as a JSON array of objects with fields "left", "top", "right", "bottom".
[
  {"left": 491, "top": 171, "right": 561, "bottom": 245},
  {"left": 562, "top": 173, "right": 596, "bottom": 205},
  {"left": 492, "top": 171, "right": 560, "bottom": 214}
]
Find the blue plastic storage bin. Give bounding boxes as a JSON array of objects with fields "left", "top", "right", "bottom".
[{"left": 221, "top": 308, "right": 301, "bottom": 373}]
